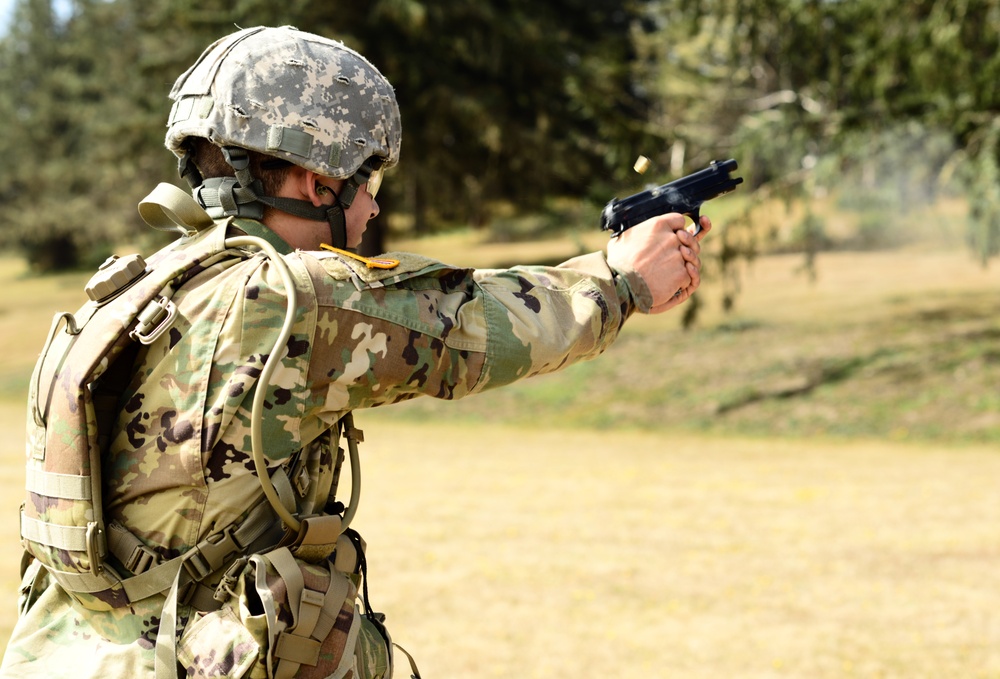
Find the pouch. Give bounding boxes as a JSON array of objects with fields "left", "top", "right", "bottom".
[{"left": 177, "top": 547, "right": 391, "bottom": 679}]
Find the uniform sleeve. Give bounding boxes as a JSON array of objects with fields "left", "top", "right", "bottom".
[{"left": 297, "top": 250, "right": 638, "bottom": 418}]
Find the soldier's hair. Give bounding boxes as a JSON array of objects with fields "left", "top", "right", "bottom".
[{"left": 187, "top": 137, "right": 293, "bottom": 198}]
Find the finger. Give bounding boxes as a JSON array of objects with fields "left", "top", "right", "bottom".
[
  {"left": 680, "top": 245, "right": 700, "bottom": 265},
  {"left": 695, "top": 215, "right": 712, "bottom": 241},
  {"left": 686, "top": 262, "right": 700, "bottom": 288},
  {"left": 647, "top": 213, "right": 687, "bottom": 234},
  {"left": 677, "top": 229, "right": 701, "bottom": 254}
]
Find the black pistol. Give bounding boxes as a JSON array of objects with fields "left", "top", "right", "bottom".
[{"left": 600, "top": 159, "right": 743, "bottom": 236}]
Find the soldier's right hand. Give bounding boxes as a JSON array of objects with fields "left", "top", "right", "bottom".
[{"left": 606, "top": 213, "right": 711, "bottom": 314}]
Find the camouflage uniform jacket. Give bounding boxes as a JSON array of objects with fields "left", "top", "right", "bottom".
[{"left": 0, "top": 217, "right": 648, "bottom": 677}]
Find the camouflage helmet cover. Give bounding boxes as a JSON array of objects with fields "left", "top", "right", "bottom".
[{"left": 165, "top": 26, "right": 401, "bottom": 179}]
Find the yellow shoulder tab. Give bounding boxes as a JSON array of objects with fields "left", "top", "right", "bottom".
[{"left": 319, "top": 244, "right": 400, "bottom": 269}]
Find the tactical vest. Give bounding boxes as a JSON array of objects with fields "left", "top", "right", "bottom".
[{"left": 18, "top": 184, "right": 396, "bottom": 679}]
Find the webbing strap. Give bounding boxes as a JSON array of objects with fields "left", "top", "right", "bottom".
[
  {"left": 268, "top": 548, "right": 307, "bottom": 679},
  {"left": 268, "top": 547, "right": 351, "bottom": 679},
  {"left": 43, "top": 565, "right": 126, "bottom": 595},
  {"left": 194, "top": 178, "right": 264, "bottom": 220},
  {"left": 155, "top": 559, "right": 189, "bottom": 678},
  {"left": 122, "top": 559, "right": 184, "bottom": 602},
  {"left": 138, "top": 182, "right": 215, "bottom": 235},
  {"left": 25, "top": 468, "right": 91, "bottom": 500},
  {"left": 107, "top": 521, "right": 160, "bottom": 575},
  {"left": 20, "top": 515, "right": 87, "bottom": 551},
  {"left": 22, "top": 534, "right": 181, "bottom": 600}
]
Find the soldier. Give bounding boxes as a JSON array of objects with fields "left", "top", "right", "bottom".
[{"left": 2, "top": 25, "right": 709, "bottom": 679}]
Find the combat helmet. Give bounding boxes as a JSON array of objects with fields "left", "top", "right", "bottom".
[{"left": 165, "top": 25, "right": 402, "bottom": 248}]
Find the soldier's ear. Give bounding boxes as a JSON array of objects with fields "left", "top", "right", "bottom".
[
  {"left": 275, "top": 166, "right": 321, "bottom": 204},
  {"left": 302, "top": 172, "right": 333, "bottom": 207}
]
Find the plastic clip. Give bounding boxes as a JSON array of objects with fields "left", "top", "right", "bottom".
[
  {"left": 130, "top": 295, "right": 178, "bottom": 345},
  {"left": 124, "top": 542, "right": 161, "bottom": 575},
  {"left": 182, "top": 526, "right": 242, "bottom": 583},
  {"left": 214, "top": 556, "right": 249, "bottom": 603}
]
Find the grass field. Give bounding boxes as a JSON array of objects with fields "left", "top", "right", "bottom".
[
  {"left": 6, "top": 413, "right": 998, "bottom": 678},
  {"left": 352, "top": 421, "right": 1000, "bottom": 678},
  {"left": 0, "top": 211, "right": 998, "bottom": 676}
]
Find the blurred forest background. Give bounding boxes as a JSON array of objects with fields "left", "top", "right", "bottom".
[
  {"left": 0, "top": 0, "right": 997, "bottom": 289},
  {"left": 1, "top": 5, "right": 999, "bottom": 673},
  {"left": 0, "top": 0, "right": 998, "bottom": 441}
]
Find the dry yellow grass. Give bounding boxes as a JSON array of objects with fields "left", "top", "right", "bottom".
[
  {"left": 327, "top": 418, "right": 999, "bottom": 678},
  {"left": 3, "top": 409, "right": 998, "bottom": 677}
]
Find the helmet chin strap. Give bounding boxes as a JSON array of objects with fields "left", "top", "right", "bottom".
[
  {"left": 181, "top": 145, "right": 382, "bottom": 251},
  {"left": 326, "top": 200, "right": 349, "bottom": 251}
]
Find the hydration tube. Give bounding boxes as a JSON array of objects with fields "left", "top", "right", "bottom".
[
  {"left": 139, "top": 183, "right": 361, "bottom": 536},
  {"left": 338, "top": 413, "right": 362, "bottom": 531},
  {"left": 224, "top": 235, "right": 361, "bottom": 535}
]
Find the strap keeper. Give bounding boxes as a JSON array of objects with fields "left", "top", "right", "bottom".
[
  {"left": 343, "top": 422, "right": 364, "bottom": 444},
  {"left": 85, "top": 521, "right": 106, "bottom": 576},
  {"left": 274, "top": 631, "right": 322, "bottom": 666},
  {"left": 221, "top": 145, "right": 251, "bottom": 172}
]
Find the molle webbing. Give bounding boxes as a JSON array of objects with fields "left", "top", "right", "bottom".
[{"left": 21, "top": 223, "right": 232, "bottom": 605}]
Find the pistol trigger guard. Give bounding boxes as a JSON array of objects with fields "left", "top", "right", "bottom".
[{"left": 687, "top": 208, "right": 702, "bottom": 235}]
